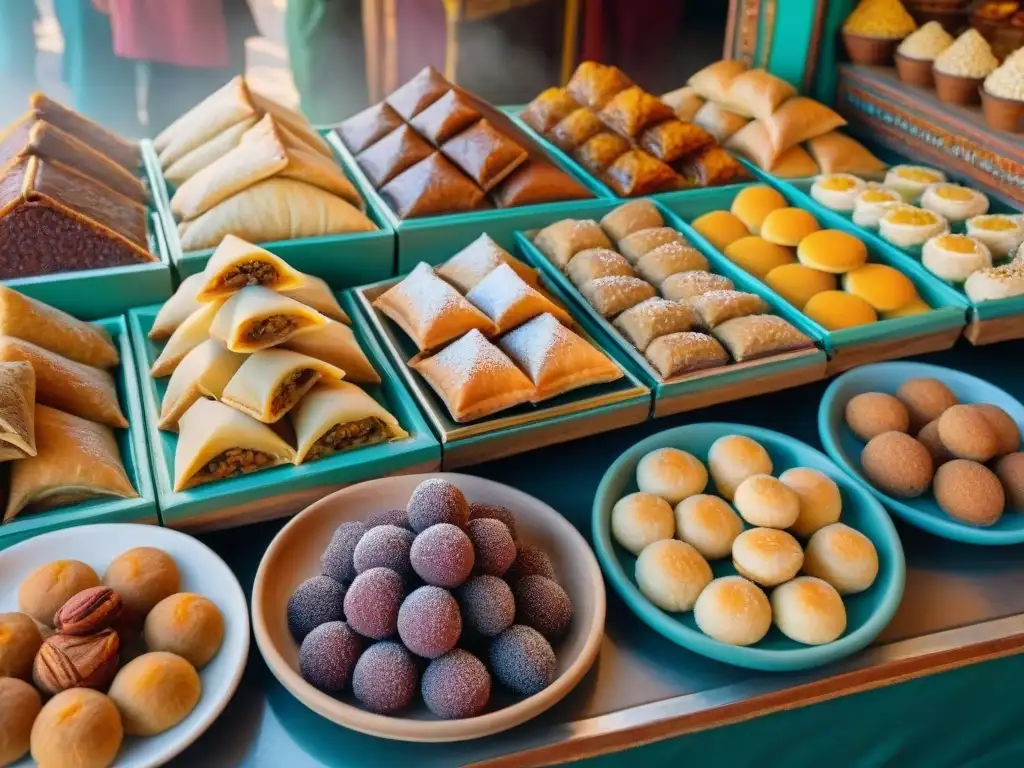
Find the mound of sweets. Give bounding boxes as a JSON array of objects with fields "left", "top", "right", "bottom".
[{"left": 286, "top": 479, "right": 574, "bottom": 719}]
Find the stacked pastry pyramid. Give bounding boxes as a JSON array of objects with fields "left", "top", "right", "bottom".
[
  {"left": 0, "top": 287, "right": 138, "bottom": 522},
  {"left": 156, "top": 77, "right": 377, "bottom": 252},
  {"left": 0, "top": 93, "right": 157, "bottom": 279},
  {"left": 148, "top": 236, "right": 406, "bottom": 491}
]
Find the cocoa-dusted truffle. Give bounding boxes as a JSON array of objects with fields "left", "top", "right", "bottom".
[
  {"left": 469, "top": 502, "right": 518, "bottom": 541},
  {"left": 514, "top": 575, "right": 573, "bottom": 641},
  {"left": 410, "top": 523, "right": 475, "bottom": 588},
  {"left": 287, "top": 575, "right": 346, "bottom": 640},
  {"left": 466, "top": 518, "right": 516, "bottom": 577},
  {"left": 458, "top": 575, "right": 515, "bottom": 638},
  {"left": 365, "top": 508, "right": 411, "bottom": 530},
  {"left": 299, "top": 621, "right": 363, "bottom": 693},
  {"left": 351, "top": 641, "right": 419, "bottom": 714},
  {"left": 505, "top": 544, "right": 557, "bottom": 585},
  {"left": 489, "top": 624, "right": 556, "bottom": 696},
  {"left": 321, "top": 521, "right": 367, "bottom": 584},
  {"left": 353, "top": 525, "right": 415, "bottom": 577},
  {"left": 408, "top": 479, "right": 469, "bottom": 533},
  {"left": 421, "top": 649, "right": 491, "bottom": 719},
  {"left": 861, "top": 431, "right": 933, "bottom": 498},
  {"left": 397, "top": 586, "right": 462, "bottom": 659},
  {"left": 343, "top": 567, "right": 404, "bottom": 640}
]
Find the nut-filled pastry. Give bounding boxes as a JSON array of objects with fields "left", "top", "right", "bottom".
[
  {"left": 436, "top": 234, "right": 539, "bottom": 293},
  {"left": 618, "top": 227, "right": 687, "bottom": 264},
  {"left": 533, "top": 219, "right": 612, "bottom": 270},
  {"left": 292, "top": 382, "right": 408, "bottom": 464},
  {"left": 195, "top": 235, "right": 305, "bottom": 301},
  {"left": 281, "top": 320, "right": 380, "bottom": 384},
  {"left": 210, "top": 285, "right": 327, "bottom": 353},
  {"left": 600, "top": 200, "right": 664, "bottom": 243},
  {"left": 576, "top": 131, "right": 631, "bottom": 175},
  {"left": 566, "top": 248, "right": 635, "bottom": 287},
  {"left": 465, "top": 263, "right": 572, "bottom": 333},
  {"left": 645, "top": 332, "right": 729, "bottom": 379},
  {"left": 520, "top": 88, "right": 581, "bottom": 134},
  {"left": 149, "top": 274, "right": 205, "bottom": 341},
  {"left": 638, "top": 120, "right": 714, "bottom": 164},
  {"left": 580, "top": 276, "right": 656, "bottom": 318},
  {"left": 151, "top": 300, "right": 225, "bottom": 377},
  {"left": 221, "top": 349, "right": 344, "bottom": 423},
  {"left": 613, "top": 297, "right": 696, "bottom": 352},
  {"left": 549, "top": 108, "right": 605, "bottom": 152},
  {"left": 603, "top": 150, "right": 681, "bottom": 197},
  {"left": 566, "top": 62, "right": 633, "bottom": 110},
  {"left": 159, "top": 339, "right": 247, "bottom": 431},
  {"left": 0, "top": 361, "right": 36, "bottom": 460}
]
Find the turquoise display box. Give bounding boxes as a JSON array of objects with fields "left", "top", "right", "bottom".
[
  {"left": 0, "top": 315, "right": 158, "bottom": 549},
  {"left": 127, "top": 292, "right": 441, "bottom": 531}
]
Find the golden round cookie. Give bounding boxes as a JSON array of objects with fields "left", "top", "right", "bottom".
[
  {"left": 995, "top": 452, "right": 1024, "bottom": 509},
  {"left": 843, "top": 264, "right": 918, "bottom": 312},
  {"left": 693, "top": 576, "right": 772, "bottom": 646},
  {"left": 764, "top": 263, "right": 837, "bottom": 309},
  {"left": 895, "top": 377, "right": 958, "bottom": 431},
  {"left": 771, "top": 577, "right": 847, "bottom": 645},
  {"left": 707, "top": 434, "right": 773, "bottom": 501},
  {"left": 18, "top": 560, "right": 100, "bottom": 628},
  {"left": 883, "top": 296, "right": 931, "bottom": 319},
  {"left": 634, "top": 539, "right": 712, "bottom": 612},
  {"left": 104, "top": 547, "right": 181, "bottom": 621},
  {"left": 675, "top": 494, "right": 745, "bottom": 560},
  {"left": 844, "top": 392, "right": 910, "bottom": 442},
  {"left": 804, "top": 291, "right": 877, "bottom": 331},
  {"left": 861, "top": 431, "right": 933, "bottom": 498},
  {"left": 937, "top": 405, "right": 999, "bottom": 463},
  {"left": 31, "top": 688, "right": 123, "bottom": 768},
  {"left": 723, "top": 236, "right": 796, "bottom": 278},
  {"left": 973, "top": 404, "right": 1022, "bottom": 456},
  {"left": 0, "top": 677, "right": 41, "bottom": 767},
  {"left": 636, "top": 447, "right": 708, "bottom": 505},
  {"left": 144, "top": 593, "right": 224, "bottom": 670},
  {"left": 933, "top": 459, "right": 1005, "bottom": 526},
  {"left": 108, "top": 652, "right": 201, "bottom": 736},
  {"left": 917, "top": 420, "right": 954, "bottom": 466},
  {"left": 796, "top": 229, "right": 869, "bottom": 273},
  {"left": 761, "top": 208, "right": 821, "bottom": 247},
  {"left": 612, "top": 492, "right": 676, "bottom": 556},
  {"left": 731, "top": 528, "right": 804, "bottom": 587},
  {"left": 779, "top": 467, "right": 843, "bottom": 538},
  {"left": 733, "top": 474, "right": 800, "bottom": 528},
  {"left": 730, "top": 185, "right": 787, "bottom": 234},
  {"left": 803, "top": 523, "right": 879, "bottom": 595},
  {"left": 0, "top": 612, "right": 42, "bottom": 680},
  {"left": 692, "top": 210, "right": 750, "bottom": 251}
]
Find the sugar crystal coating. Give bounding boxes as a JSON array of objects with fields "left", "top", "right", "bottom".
[
  {"left": 489, "top": 624, "right": 556, "bottom": 696},
  {"left": 365, "top": 508, "right": 411, "bottom": 530},
  {"left": 421, "top": 649, "right": 491, "bottom": 719},
  {"left": 343, "top": 567, "right": 404, "bottom": 640},
  {"left": 398, "top": 585, "right": 462, "bottom": 658},
  {"left": 321, "top": 521, "right": 367, "bottom": 584},
  {"left": 458, "top": 575, "right": 515, "bottom": 637},
  {"left": 353, "top": 525, "right": 415, "bottom": 577},
  {"left": 467, "top": 518, "right": 516, "bottom": 577},
  {"left": 468, "top": 502, "right": 518, "bottom": 540},
  {"left": 352, "top": 641, "right": 419, "bottom": 714},
  {"left": 299, "top": 621, "right": 363, "bottom": 693},
  {"left": 514, "top": 575, "right": 573, "bottom": 640},
  {"left": 287, "top": 575, "right": 346, "bottom": 640},
  {"left": 410, "top": 523, "right": 475, "bottom": 588},
  {"left": 407, "top": 479, "right": 469, "bottom": 533},
  {"left": 505, "top": 544, "right": 557, "bottom": 585}
]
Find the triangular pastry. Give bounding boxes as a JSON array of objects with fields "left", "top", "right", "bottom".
[
  {"left": 533, "top": 219, "right": 612, "bottom": 270},
  {"left": 357, "top": 124, "right": 434, "bottom": 188},
  {"left": 380, "top": 153, "right": 485, "bottom": 218},
  {"left": 195, "top": 235, "right": 305, "bottom": 301},
  {"left": 149, "top": 274, "right": 204, "bottom": 340},
  {"left": 0, "top": 361, "right": 36, "bottom": 460},
  {"left": 465, "top": 263, "right": 572, "bottom": 333},
  {"left": 158, "top": 339, "right": 247, "bottom": 431},
  {"left": 436, "top": 234, "right": 539, "bottom": 293},
  {"left": 409, "top": 90, "right": 481, "bottom": 145},
  {"left": 29, "top": 92, "right": 140, "bottom": 171},
  {"left": 335, "top": 102, "right": 405, "bottom": 154},
  {"left": 221, "top": 348, "right": 344, "bottom": 423},
  {"left": 210, "top": 285, "right": 327, "bottom": 353},
  {"left": 250, "top": 89, "right": 334, "bottom": 158},
  {"left": 292, "top": 381, "right": 408, "bottom": 464},
  {"left": 385, "top": 66, "right": 450, "bottom": 121},
  {"left": 156, "top": 76, "right": 256, "bottom": 167},
  {"left": 281, "top": 320, "right": 379, "bottom": 384},
  {"left": 164, "top": 116, "right": 258, "bottom": 187},
  {"left": 280, "top": 275, "right": 350, "bottom": 324},
  {"left": 275, "top": 138, "right": 362, "bottom": 209},
  {"left": 151, "top": 300, "right": 225, "bottom": 378}
]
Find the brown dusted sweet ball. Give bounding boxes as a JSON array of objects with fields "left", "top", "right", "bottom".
[
  {"left": 397, "top": 585, "right": 462, "bottom": 659},
  {"left": 411, "top": 523, "right": 475, "bottom": 588},
  {"left": 468, "top": 503, "right": 518, "bottom": 541},
  {"left": 0, "top": 612, "right": 42, "bottom": 680},
  {"left": 934, "top": 459, "right": 1005, "bottom": 527},
  {"left": 299, "top": 621, "right": 363, "bottom": 693},
  {"left": 31, "top": 688, "right": 122, "bottom": 768},
  {"left": 104, "top": 547, "right": 181, "bottom": 622},
  {"left": 505, "top": 544, "right": 557, "bottom": 586},
  {"left": 861, "top": 431, "right": 933, "bottom": 498},
  {"left": 458, "top": 575, "right": 515, "bottom": 638},
  {"left": 996, "top": 452, "right": 1024, "bottom": 510},
  {"left": 0, "top": 676, "right": 41, "bottom": 767},
  {"left": 320, "top": 521, "right": 367, "bottom": 585},
  {"left": 287, "top": 575, "right": 346, "bottom": 641},
  {"left": 365, "top": 508, "right": 411, "bottom": 531},
  {"left": 353, "top": 525, "right": 414, "bottom": 578},
  {"left": 489, "top": 624, "right": 556, "bottom": 696},
  {"left": 343, "top": 567, "right": 404, "bottom": 640},
  {"left": 18, "top": 560, "right": 100, "bottom": 628},
  {"left": 896, "top": 377, "right": 959, "bottom": 431},
  {"left": 917, "top": 420, "right": 954, "bottom": 466},
  {"left": 108, "top": 652, "right": 200, "bottom": 736},
  {"left": 407, "top": 479, "right": 469, "bottom": 533},
  {"left": 514, "top": 575, "right": 573, "bottom": 641},
  {"left": 466, "top": 518, "right": 516, "bottom": 577},
  {"left": 421, "top": 649, "right": 491, "bottom": 719},
  {"left": 937, "top": 405, "right": 999, "bottom": 463},
  {"left": 352, "top": 641, "right": 419, "bottom": 714},
  {"left": 974, "top": 404, "right": 1022, "bottom": 457},
  {"left": 144, "top": 593, "right": 224, "bottom": 669},
  {"left": 844, "top": 392, "right": 910, "bottom": 442}
]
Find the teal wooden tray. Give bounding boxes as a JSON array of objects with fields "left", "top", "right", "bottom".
[
  {"left": 592, "top": 422, "right": 906, "bottom": 672},
  {"left": 127, "top": 292, "right": 441, "bottom": 531},
  {"left": 0, "top": 314, "right": 158, "bottom": 549},
  {"left": 819, "top": 361, "right": 1024, "bottom": 546},
  {"left": 143, "top": 138, "right": 397, "bottom": 288}
]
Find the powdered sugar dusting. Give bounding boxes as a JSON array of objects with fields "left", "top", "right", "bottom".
[
  {"left": 425, "top": 329, "right": 517, "bottom": 387},
  {"left": 660, "top": 271, "right": 734, "bottom": 303},
  {"left": 581, "top": 275, "right": 655, "bottom": 316},
  {"left": 498, "top": 313, "right": 571, "bottom": 378},
  {"left": 712, "top": 315, "right": 811, "bottom": 361},
  {"left": 394, "top": 262, "right": 465, "bottom": 325},
  {"left": 465, "top": 263, "right": 533, "bottom": 321},
  {"left": 693, "top": 290, "right": 768, "bottom": 327}
]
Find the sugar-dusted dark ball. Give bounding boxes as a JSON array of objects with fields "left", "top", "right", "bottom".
[
  {"left": 489, "top": 625, "right": 556, "bottom": 696},
  {"left": 299, "top": 621, "right": 363, "bottom": 693},
  {"left": 343, "top": 567, "right": 404, "bottom": 640},
  {"left": 469, "top": 502, "right": 518, "bottom": 541},
  {"left": 421, "top": 649, "right": 491, "bottom": 720},
  {"left": 321, "top": 521, "right": 367, "bottom": 584},
  {"left": 505, "top": 544, "right": 557, "bottom": 586},
  {"left": 514, "top": 575, "right": 572, "bottom": 641},
  {"left": 365, "top": 508, "right": 411, "bottom": 531},
  {"left": 467, "top": 519, "right": 516, "bottom": 577},
  {"left": 397, "top": 585, "right": 462, "bottom": 659},
  {"left": 407, "top": 479, "right": 469, "bottom": 533},
  {"left": 458, "top": 575, "right": 515, "bottom": 638},
  {"left": 352, "top": 641, "right": 420, "bottom": 714},
  {"left": 353, "top": 525, "right": 414, "bottom": 577},
  {"left": 287, "top": 575, "right": 346, "bottom": 640},
  {"left": 410, "top": 523, "right": 475, "bottom": 588}
]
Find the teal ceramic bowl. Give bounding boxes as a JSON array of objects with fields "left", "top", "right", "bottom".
[
  {"left": 592, "top": 423, "right": 906, "bottom": 672},
  {"left": 819, "top": 361, "right": 1024, "bottom": 545}
]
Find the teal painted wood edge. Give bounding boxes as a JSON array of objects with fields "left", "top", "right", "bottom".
[
  {"left": 126, "top": 296, "right": 440, "bottom": 524},
  {"left": 0, "top": 315, "right": 158, "bottom": 548}
]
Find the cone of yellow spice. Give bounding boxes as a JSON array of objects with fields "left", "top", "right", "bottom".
[{"left": 843, "top": 0, "right": 917, "bottom": 66}]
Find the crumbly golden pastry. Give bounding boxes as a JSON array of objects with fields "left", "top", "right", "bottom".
[
  {"left": 441, "top": 119, "right": 527, "bottom": 191},
  {"left": 357, "top": 124, "right": 435, "bottom": 187},
  {"left": 335, "top": 101, "right": 405, "bottom": 153},
  {"left": 693, "top": 101, "right": 749, "bottom": 143},
  {"left": 711, "top": 314, "right": 812, "bottom": 361},
  {"left": 211, "top": 285, "right": 327, "bottom": 353},
  {"left": 150, "top": 300, "right": 224, "bottom": 378},
  {"left": 159, "top": 339, "right": 246, "bottom": 431},
  {"left": 533, "top": 219, "right": 612, "bottom": 270},
  {"left": 638, "top": 120, "right": 714, "bottom": 163},
  {"left": 566, "top": 62, "right": 633, "bottom": 109},
  {"left": 195, "top": 235, "right": 305, "bottom": 301},
  {"left": 660, "top": 270, "right": 735, "bottom": 303},
  {"left": 0, "top": 361, "right": 35, "bottom": 460},
  {"left": 549, "top": 108, "right": 605, "bottom": 152},
  {"left": 613, "top": 297, "right": 696, "bottom": 351},
  {"left": 465, "top": 263, "right": 571, "bottom": 333},
  {"left": 764, "top": 97, "right": 846, "bottom": 153},
  {"left": 380, "top": 153, "right": 485, "bottom": 218},
  {"left": 722, "top": 69, "right": 797, "bottom": 120},
  {"left": 618, "top": 227, "right": 687, "bottom": 265},
  {"left": 281, "top": 319, "right": 380, "bottom": 384},
  {"left": 603, "top": 150, "right": 682, "bottom": 197},
  {"left": 409, "top": 90, "right": 481, "bottom": 145},
  {"left": 221, "top": 349, "right": 344, "bottom": 423},
  {"left": 645, "top": 331, "right": 729, "bottom": 378},
  {"left": 520, "top": 88, "right": 581, "bottom": 134},
  {"left": 575, "top": 131, "right": 631, "bottom": 175},
  {"left": 149, "top": 274, "right": 204, "bottom": 341},
  {"left": 600, "top": 199, "right": 664, "bottom": 243},
  {"left": 580, "top": 276, "right": 656, "bottom": 317},
  {"left": 661, "top": 86, "right": 705, "bottom": 121},
  {"left": 490, "top": 160, "right": 593, "bottom": 208},
  {"left": 566, "top": 248, "right": 635, "bottom": 286},
  {"left": 635, "top": 243, "right": 709, "bottom": 285},
  {"left": 385, "top": 66, "right": 450, "bottom": 120},
  {"left": 691, "top": 290, "right": 769, "bottom": 328},
  {"left": 806, "top": 132, "right": 886, "bottom": 178},
  {"left": 436, "top": 234, "right": 539, "bottom": 293},
  {"left": 292, "top": 381, "right": 408, "bottom": 463},
  {"left": 679, "top": 145, "right": 747, "bottom": 187},
  {"left": 688, "top": 60, "right": 749, "bottom": 102}
]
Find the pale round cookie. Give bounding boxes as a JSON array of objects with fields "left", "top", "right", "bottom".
[
  {"left": 708, "top": 435, "right": 773, "bottom": 501},
  {"left": 635, "top": 539, "right": 713, "bottom": 612},
  {"left": 732, "top": 528, "right": 804, "bottom": 587},
  {"left": 674, "top": 495, "right": 744, "bottom": 560},
  {"left": 802, "top": 523, "right": 879, "bottom": 595},
  {"left": 733, "top": 475, "right": 800, "bottom": 529},
  {"left": 611, "top": 492, "right": 675, "bottom": 556},
  {"left": 694, "top": 576, "right": 772, "bottom": 646},
  {"left": 636, "top": 448, "right": 709, "bottom": 505},
  {"left": 771, "top": 576, "right": 847, "bottom": 645},
  {"left": 779, "top": 467, "right": 843, "bottom": 538}
]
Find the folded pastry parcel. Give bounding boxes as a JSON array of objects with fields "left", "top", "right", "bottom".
[
  {"left": 613, "top": 297, "right": 696, "bottom": 352},
  {"left": 159, "top": 338, "right": 247, "bottom": 431},
  {"left": 210, "top": 285, "right": 327, "bottom": 353},
  {"left": 292, "top": 382, "right": 408, "bottom": 464},
  {"left": 602, "top": 150, "right": 682, "bottom": 197},
  {"left": 580, "top": 275, "right": 656, "bottom": 318},
  {"left": 710, "top": 314, "right": 812, "bottom": 362},
  {"left": 220, "top": 348, "right": 344, "bottom": 423},
  {"left": 281, "top": 320, "right": 380, "bottom": 384},
  {"left": 635, "top": 243, "right": 709, "bottom": 285},
  {"left": 357, "top": 124, "right": 435, "bottom": 188},
  {"left": 533, "top": 219, "right": 612, "bottom": 270},
  {"left": 0, "top": 361, "right": 36, "bottom": 461},
  {"left": 410, "top": 90, "right": 482, "bottom": 146},
  {"left": 156, "top": 76, "right": 258, "bottom": 168},
  {"left": 566, "top": 248, "right": 635, "bottom": 287},
  {"left": 435, "top": 234, "right": 539, "bottom": 293},
  {"left": 151, "top": 300, "right": 225, "bottom": 378},
  {"left": 195, "top": 234, "right": 305, "bottom": 301},
  {"left": 519, "top": 87, "right": 581, "bottom": 134},
  {"left": 566, "top": 62, "right": 633, "bottom": 110},
  {"left": 618, "top": 227, "right": 687, "bottom": 265},
  {"left": 465, "top": 263, "right": 571, "bottom": 333},
  {"left": 600, "top": 199, "right": 664, "bottom": 243},
  {"left": 598, "top": 87, "right": 675, "bottom": 139},
  {"left": 645, "top": 331, "right": 730, "bottom": 379}
]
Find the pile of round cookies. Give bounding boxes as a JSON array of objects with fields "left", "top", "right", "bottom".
[
  {"left": 287, "top": 478, "right": 573, "bottom": 720},
  {"left": 612, "top": 437, "right": 879, "bottom": 648},
  {"left": 847, "top": 376, "right": 1024, "bottom": 526},
  {"left": 0, "top": 548, "right": 225, "bottom": 768}
]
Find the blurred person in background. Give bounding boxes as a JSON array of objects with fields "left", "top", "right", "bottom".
[{"left": 0, "top": 1, "right": 42, "bottom": 124}]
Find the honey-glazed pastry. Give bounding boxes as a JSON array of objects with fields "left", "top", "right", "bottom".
[
  {"left": 613, "top": 297, "right": 697, "bottom": 352},
  {"left": 806, "top": 132, "right": 886, "bottom": 178},
  {"left": 533, "top": 219, "right": 612, "bottom": 270},
  {"left": 281, "top": 320, "right": 380, "bottom": 384},
  {"left": 465, "top": 263, "right": 572, "bottom": 333},
  {"left": 195, "top": 235, "right": 305, "bottom": 301},
  {"left": 693, "top": 101, "right": 749, "bottom": 143},
  {"left": 6, "top": 405, "right": 136, "bottom": 521},
  {"left": 661, "top": 86, "right": 704, "bottom": 121},
  {"left": 763, "top": 97, "right": 846, "bottom": 154},
  {"left": 0, "top": 286, "right": 119, "bottom": 368},
  {"left": 520, "top": 88, "right": 581, "bottom": 134},
  {"left": 619, "top": 227, "right": 687, "bottom": 264},
  {"left": 373, "top": 262, "right": 497, "bottom": 350},
  {"left": 335, "top": 101, "right": 404, "bottom": 153},
  {"left": 380, "top": 153, "right": 485, "bottom": 218},
  {"left": 210, "top": 285, "right": 328, "bottom": 353},
  {"left": 357, "top": 125, "right": 435, "bottom": 187},
  {"left": 0, "top": 337, "right": 127, "bottom": 427},
  {"left": 0, "top": 361, "right": 36, "bottom": 460},
  {"left": 174, "top": 398, "right": 295, "bottom": 490},
  {"left": 441, "top": 119, "right": 527, "bottom": 191},
  {"left": 680, "top": 145, "right": 747, "bottom": 187},
  {"left": 281, "top": 275, "right": 351, "bottom": 324},
  {"left": 221, "top": 349, "right": 344, "bottom": 423},
  {"left": 151, "top": 300, "right": 224, "bottom": 377},
  {"left": 498, "top": 312, "right": 622, "bottom": 400},
  {"left": 549, "top": 108, "right": 605, "bottom": 152},
  {"left": 575, "top": 131, "right": 631, "bottom": 175},
  {"left": 661, "top": 270, "right": 735, "bottom": 303},
  {"left": 149, "top": 274, "right": 204, "bottom": 340},
  {"left": 159, "top": 339, "right": 247, "bottom": 431},
  {"left": 385, "top": 66, "right": 450, "bottom": 120},
  {"left": 638, "top": 120, "right": 715, "bottom": 164},
  {"left": 691, "top": 290, "right": 769, "bottom": 329},
  {"left": 711, "top": 314, "right": 813, "bottom": 362},
  {"left": 30, "top": 92, "right": 141, "bottom": 170},
  {"left": 292, "top": 381, "right": 408, "bottom": 463},
  {"left": 410, "top": 329, "right": 535, "bottom": 421},
  {"left": 688, "top": 60, "right": 749, "bottom": 102},
  {"left": 409, "top": 90, "right": 481, "bottom": 145},
  {"left": 566, "top": 62, "right": 633, "bottom": 109},
  {"left": 603, "top": 149, "right": 682, "bottom": 197},
  {"left": 436, "top": 234, "right": 539, "bottom": 293},
  {"left": 566, "top": 248, "right": 635, "bottom": 287},
  {"left": 155, "top": 76, "right": 255, "bottom": 166},
  {"left": 580, "top": 275, "right": 656, "bottom": 317},
  {"left": 645, "top": 332, "right": 729, "bottom": 378},
  {"left": 601, "top": 200, "right": 664, "bottom": 243},
  {"left": 722, "top": 70, "right": 797, "bottom": 121},
  {"left": 490, "top": 160, "right": 592, "bottom": 208},
  {"left": 635, "top": 243, "right": 710, "bottom": 285},
  {"left": 164, "top": 117, "right": 257, "bottom": 186},
  {"left": 598, "top": 87, "right": 675, "bottom": 138}
]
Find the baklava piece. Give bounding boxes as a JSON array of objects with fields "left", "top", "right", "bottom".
[
  {"left": 635, "top": 243, "right": 710, "bottom": 286},
  {"left": 356, "top": 125, "right": 435, "bottom": 188},
  {"left": 711, "top": 315, "right": 813, "bottom": 362},
  {"left": 660, "top": 270, "right": 735, "bottom": 303},
  {"left": 691, "top": 290, "right": 769, "bottom": 329},
  {"left": 598, "top": 87, "right": 675, "bottom": 139},
  {"left": 533, "top": 218, "right": 612, "bottom": 270},
  {"left": 638, "top": 120, "right": 715, "bottom": 164},
  {"left": 385, "top": 66, "right": 451, "bottom": 120},
  {"left": 441, "top": 120, "right": 527, "bottom": 192},
  {"left": 292, "top": 382, "right": 408, "bottom": 463},
  {"left": 600, "top": 199, "right": 664, "bottom": 243},
  {"left": 575, "top": 131, "right": 631, "bottom": 175},
  {"left": 579, "top": 276, "right": 656, "bottom": 318},
  {"left": 644, "top": 332, "right": 729, "bottom": 379},
  {"left": 221, "top": 349, "right": 344, "bottom": 423},
  {"left": 520, "top": 88, "right": 580, "bottom": 134},
  {"left": 196, "top": 235, "right": 305, "bottom": 301},
  {"left": 618, "top": 227, "right": 687, "bottom": 264},
  {"left": 603, "top": 150, "right": 682, "bottom": 197},
  {"left": 549, "top": 108, "right": 605, "bottom": 152},
  {"left": 566, "top": 248, "right": 635, "bottom": 287},
  {"left": 381, "top": 153, "right": 485, "bottom": 218},
  {"left": 613, "top": 297, "right": 697, "bottom": 352},
  {"left": 680, "top": 145, "right": 747, "bottom": 187},
  {"left": 465, "top": 263, "right": 571, "bottom": 333},
  {"left": 335, "top": 101, "right": 405, "bottom": 154},
  {"left": 409, "top": 90, "right": 482, "bottom": 145},
  {"left": 566, "top": 62, "right": 633, "bottom": 110},
  {"left": 436, "top": 233, "right": 539, "bottom": 293},
  {"left": 210, "top": 285, "right": 327, "bottom": 353}
]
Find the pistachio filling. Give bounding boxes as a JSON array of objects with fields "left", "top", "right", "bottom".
[
  {"left": 197, "top": 448, "right": 274, "bottom": 482},
  {"left": 218, "top": 260, "right": 280, "bottom": 291},
  {"left": 307, "top": 417, "right": 388, "bottom": 460},
  {"left": 270, "top": 369, "right": 318, "bottom": 416}
]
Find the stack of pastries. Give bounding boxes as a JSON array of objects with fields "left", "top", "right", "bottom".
[
  {"left": 521, "top": 62, "right": 746, "bottom": 196},
  {"left": 0, "top": 288, "right": 138, "bottom": 522},
  {"left": 148, "top": 236, "right": 407, "bottom": 491},
  {"left": 336, "top": 66, "right": 592, "bottom": 218},
  {"left": 664, "top": 60, "right": 887, "bottom": 180},
  {"left": 532, "top": 200, "right": 814, "bottom": 379},
  {"left": 372, "top": 236, "right": 623, "bottom": 422},
  {"left": 156, "top": 77, "right": 377, "bottom": 251},
  {"left": 0, "top": 93, "right": 158, "bottom": 278}
]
